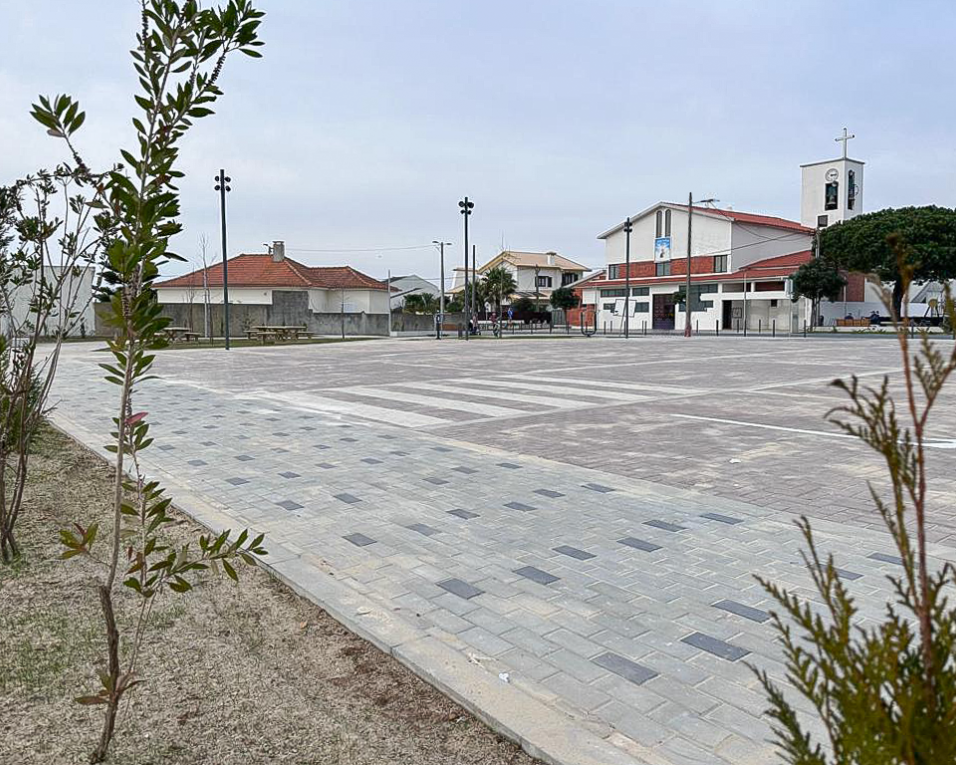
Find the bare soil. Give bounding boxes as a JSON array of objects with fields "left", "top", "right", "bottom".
[{"left": 0, "top": 426, "right": 538, "bottom": 765}]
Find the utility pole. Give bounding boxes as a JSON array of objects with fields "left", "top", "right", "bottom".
[
  {"left": 459, "top": 197, "right": 474, "bottom": 339},
  {"left": 623, "top": 217, "right": 632, "bottom": 338},
  {"left": 340, "top": 290, "right": 346, "bottom": 340},
  {"left": 472, "top": 244, "right": 477, "bottom": 321},
  {"left": 433, "top": 240, "right": 451, "bottom": 340},
  {"left": 214, "top": 170, "right": 231, "bottom": 349},
  {"left": 684, "top": 194, "right": 717, "bottom": 337}
]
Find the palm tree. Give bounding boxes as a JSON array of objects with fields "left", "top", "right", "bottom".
[
  {"left": 483, "top": 266, "right": 518, "bottom": 317},
  {"left": 403, "top": 292, "right": 439, "bottom": 314}
]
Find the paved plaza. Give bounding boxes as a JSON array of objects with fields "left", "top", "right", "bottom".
[{"left": 50, "top": 336, "right": 956, "bottom": 765}]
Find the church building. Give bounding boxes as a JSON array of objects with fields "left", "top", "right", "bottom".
[{"left": 587, "top": 132, "right": 870, "bottom": 333}]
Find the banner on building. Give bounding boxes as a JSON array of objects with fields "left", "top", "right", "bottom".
[{"left": 654, "top": 237, "right": 671, "bottom": 261}]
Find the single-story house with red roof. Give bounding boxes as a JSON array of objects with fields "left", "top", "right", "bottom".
[{"left": 153, "top": 241, "right": 390, "bottom": 315}]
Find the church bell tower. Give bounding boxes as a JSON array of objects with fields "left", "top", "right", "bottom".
[{"left": 800, "top": 128, "right": 864, "bottom": 229}]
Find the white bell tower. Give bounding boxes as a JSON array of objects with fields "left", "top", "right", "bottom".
[{"left": 800, "top": 128, "right": 864, "bottom": 229}]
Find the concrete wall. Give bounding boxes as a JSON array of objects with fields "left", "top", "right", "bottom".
[
  {"left": 95, "top": 289, "right": 390, "bottom": 337},
  {"left": 2, "top": 265, "right": 96, "bottom": 338}
]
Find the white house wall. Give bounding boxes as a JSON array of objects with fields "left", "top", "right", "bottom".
[
  {"left": 156, "top": 287, "right": 273, "bottom": 305},
  {"left": 729, "top": 224, "right": 812, "bottom": 269},
  {"left": 604, "top": 207, "right": 732, "bottom": 266}
]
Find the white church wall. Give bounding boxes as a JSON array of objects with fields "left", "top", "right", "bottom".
[
  {"left": 603, "top": 206, "right": 731, "bottom": 267},
  {"left": 800, "top": 158, "right": 864, "bottom": 229},
  {"left": 730, "top": 224, "right": 813, "bottom": 269}
]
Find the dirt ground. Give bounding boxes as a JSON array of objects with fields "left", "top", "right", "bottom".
[{"left": 0, "top": 426, "right": 539, "bottom": 765}]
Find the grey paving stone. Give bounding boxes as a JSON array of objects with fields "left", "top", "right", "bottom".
[
  {"left": 534, "top": 489, "right": 565, "bottom": 498},
  {"left": 335, "top": 493, "right": 362, "bottom": 505},
  {"left": 681, "top": 631, "right": 750, "bottom": 662},
  {"left": 317, "top": 462, "right": 336, "bottom": 469},
  {"left": 226, "top": 477, "right": 250, "bottom": 486},
  {"left": 406, "top": 523, "right": 440, "bottom": 536},
  {"left": 361, "top": 458, "right": 382, "bottom": 465},
  {"left": 201, "top": 440, "right": 217, "bottom": 446},
  {"left": 593, "top": 652, "right": 659, "bottom": 685},
  {"left": 644, "top": 519, "right": 687, "bottom": 532},
  {"left": 424, "top": 477, "right": 449, "bottom": 485},
  {"left": 701, "top": 512, "right": 744, "bottom": 525},
  {"left": 504, "top": 501, "right": 536, "bottom": 512},
  {"left": 390, "top": 450, "right": 410, "bottom": 456},
  {"left": 432, "top": 446, "right": 452, "bottom": 452},
  {"left": 377, "top": 434, "right": 397, "bottom": 440},
  {"left": 275, "top": 499, "right": 303, "bottom": 511},
  {"left": 452, "top": 466, "right": 478, "bottom": 474},
  {"left": 273, "top": 431, "right": 290, "bottom": 437},
  {"left": 173, "top": 429, "right": 187, "bottom": 435},
  {"left": 448, "top": 509, "right": 479, "bottom": 520},
  {"left": 344, "top": 532, "right": 376, "bottom": 547},
  {"left": 554, "top": 545, "right": 596, "bottom": 560},
  {"left": 582, "top": 482, "right": 614, "bottom": 493},
  {"left": 497, "top": 462, "right": 521, "bottom": 469},
  {"left": 618, "top": 537, "right": 663, "bottom": 553},
  {"left": 514, "top": 566, "right": 560, "bottom": 586},
  {"left": 438, "top": 578, "right": 484, "bottom": 600},
  {"left": 187, "top": 459, "right": 207, "bottom": 466},
  {"left": 272, "top": 447, "right": 289, "bottom": 453},
  {"left": 235, "top": 455, "right": 254, "bottom": 461},
  {"left": 713, "top": 600, "right": 771, "bottom": 623},
  {"left": 868, "top": 552, "right": 904, "bottom": 565},
  {"left": 279, "top": 471, "right": 300, "bottom": 478},
  {"left": 313, "top": 443, "right": 331, "bottom": 450},
  {"left": 834, "top": 567, "right": 863, "bottom": 580},
  {"left": 158, "top": 444, "right": 175, "bottom": 451},
  {"left": 340, "top": 437, "right": 359, "bottom": 443}
]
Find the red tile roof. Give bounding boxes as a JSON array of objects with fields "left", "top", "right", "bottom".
[
  {"left": 685, "top": 206, "right": 813, "bottom": 233},
  {"left": 154, "top": 254, "right": 387, "bottom": 291}
]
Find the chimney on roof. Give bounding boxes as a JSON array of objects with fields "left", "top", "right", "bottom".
[
  {"left": 272, "top": 240, "right": 285, "bottom": 262},
  {"left": 546, "top": 251, "right": 555, "bottom": 266}
]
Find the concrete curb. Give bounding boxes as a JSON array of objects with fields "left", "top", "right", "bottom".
[{"left": 48, "top": 412, "right": 648, "bottom": 765}]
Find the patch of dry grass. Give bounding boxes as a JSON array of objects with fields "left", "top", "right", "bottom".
[{"left": 0, "top": 426, "right": 538, "bottom": 764}]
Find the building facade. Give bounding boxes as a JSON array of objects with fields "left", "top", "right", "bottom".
[{"left": 450, "top": 250, "right": 589, "bottom": 308}]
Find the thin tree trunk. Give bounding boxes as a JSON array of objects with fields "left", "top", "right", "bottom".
[{"left": 91, "top": 584, "right": 120, "bottom": 764}]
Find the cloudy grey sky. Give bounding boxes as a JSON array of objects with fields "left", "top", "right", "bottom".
[{"left": 2, "top": 1, "right": 955, "bottom": 286}]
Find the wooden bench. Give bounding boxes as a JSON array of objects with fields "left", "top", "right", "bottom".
[{"left": 164, "top": 327, "right": 202, "bottom": 342}]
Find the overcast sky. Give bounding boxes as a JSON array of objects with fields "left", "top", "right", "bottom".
[{"left": 2, "top": 1, "right": 955, "bottom": 287}]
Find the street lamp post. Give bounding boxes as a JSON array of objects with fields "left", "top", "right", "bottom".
[
  {"left": 214, "top": 170, "right": 231, "bottom": 349},
  {"left": 458, "top": 197, "right": 474, "bottom": 340},
  {"left": 684, "top": 194, "right": 717, "bottom": 337},
  {"left": 432, "top": 240, "right": 451, "bottom": 339},
  {"left": 623, "top": 217, "right": 632, "bottom": 339}
]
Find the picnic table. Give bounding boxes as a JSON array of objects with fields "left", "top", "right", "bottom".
[
  {"left": 163, "top": 326, "right": 201, "bottom": 342},
  {"left": 246, "top": 325, "right": 314, "bottom": 343}
]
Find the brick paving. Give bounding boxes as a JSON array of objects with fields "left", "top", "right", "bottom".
[{"left": 49, "top": 336, "right": 956, "bottom": 764}]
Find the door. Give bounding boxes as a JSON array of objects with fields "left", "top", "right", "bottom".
[
  {"left": 722, "top": 299, "right": 733, "bottom": 331},
  {"left": 652, "top": 293, "right": 675, "bottom": 330}
]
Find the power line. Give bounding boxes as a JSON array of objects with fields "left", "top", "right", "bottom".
[{"left": 287, "top": 244, "right": 436, "bottom": 253}]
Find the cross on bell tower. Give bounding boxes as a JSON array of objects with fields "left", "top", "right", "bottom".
[{"left": 834, "top": 127, "right": 855, "bottom": 159}]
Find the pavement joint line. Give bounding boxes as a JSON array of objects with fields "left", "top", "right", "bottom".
[{"left": 48, "top": 412, "right": 651, "bottom": 765}]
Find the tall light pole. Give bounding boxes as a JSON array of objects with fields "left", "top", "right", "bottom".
[
  {"left": 623, "top": 217, "right": 632, "bottom": 339},
  {"left": 433, "top": 240, "right": 451, "bottom": 339},
  {"left": 214, "top": 170, "right": 231, "bottom": 349},
  {"left": 684, "top": 194, "right": 716, "bottom": 337},
  {"left": 472, "top": 244, "right": 478, "bottom": 321},
  {"left": 459, "top": 197, "right": 474, "bottom": 340}
]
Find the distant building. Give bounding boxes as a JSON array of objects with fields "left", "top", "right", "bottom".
[
  {"left": 450, "top": 250, "right": 590, "bottom": 307},
  {"left": 386, "top": 274, "right": 440, "bottom": 309},
  {"left": 154, "top": 241, "right": 389, "bottom": 315},
  {"left": 1, "top": 265, "right": 96, "bottom": 338}
]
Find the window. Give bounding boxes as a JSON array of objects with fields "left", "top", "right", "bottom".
[
  {"left": 537, "top": 275, "right": 552, "bottom": 288},
  {"left": 602, "top": 302, "right": 617, "bottom": 312},
  {"left": 632, "top": 287, "right": 649, "bottom": 296},
  {"left": 825, "top": 182, "right": 839, "bottom": 210},
  {"left": 655, "top": 210, "right": 663, "bottom": 238},
  {"left": 600, "top": 288, "right": 627, "bottom": 297},
  {"left": 848, "top": 170, "right": 857, "bottom": 210},
  {"left": 656, "top": 262, "right": 671, "bottom": 276},
  {"left": 562, "top": 272, "right": 577, "bottom": 286},
  {"left": 608, "top": 264, "right": 621, "bottom": 279},
  {"left": 633, "top": 302, "right": 649, "bottom": 313},
  {"left": 664, "top": 209, "right": 672, "bottom": 237},
  {"left": 817, "top": 214, "right": 829, "bottom": 228},
  {"left": 713, "top": 254, "right": 728, "bottom": 273}
]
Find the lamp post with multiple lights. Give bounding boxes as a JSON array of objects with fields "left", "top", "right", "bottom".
[
  {"left": 458, "top": 197, "right": 474, "bottom": 340},
  {"left": 214, "top": 169, "right": 231, "bottom": 349}
]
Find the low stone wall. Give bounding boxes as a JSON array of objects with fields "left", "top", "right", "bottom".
[{"left": 94, "top": 291, "right": 390, "bottom": 337}]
